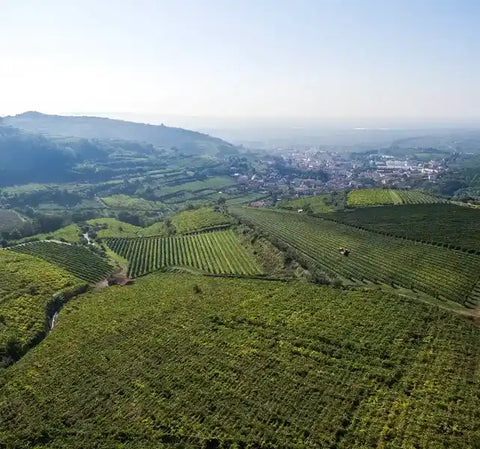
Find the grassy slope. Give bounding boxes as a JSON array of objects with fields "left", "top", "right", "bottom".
[
  {"left": 1, "top": 274, "right": 480, "bottom": 448},
  {"left": 278, "top": 194, "right": 335, "bottom": 213},
  {"left": 0, "top": 251, "right": 84, "bottom": 367},
  {"left": 18, "top": 224, "right": 82, "bottom": 244},
  {"left": 87, "top": 218, "right": 168, "bottom": 239},
  {"left": 156, "top": 176, "right": 235, "bottom": 197},
  {"left": 101, "top": 195, "right": 166, "bottom": 211},
  {"left": 171, "top": 207, "right": 232, "bottom": 233}
]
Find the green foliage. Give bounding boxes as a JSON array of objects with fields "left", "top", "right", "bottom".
[
  {"left": 347, "top": 189, "right": 445, "bottom": 207},
  {"left": 0, "top": 250, "right": 84, "bottom": 368},
  {"left": 1, "top": 274, "right": 480, "bottom": 447},
  {"left": 0, "top": 209, "right": 31, "bottom": 235},
  {"left": 155, "top": 176, "right": 236, "bottom": 199},
  {"left": 325, "top": 204, "right": 480, "bottom": 252},
  {"left": 87, "top": 218, "right": 168, "bottom": 239},
  {"left": 171, "top": 207, "right": 232, "bottom": 233},
  {"left": 17, "top": 223, "right": 82, "bottom": 244},
  {"left": 278, "top": 194, "right": 336, "bottom": 213},
  {"left": 106, "top": 230, "right": 261, "bottom": 277},
  {"left": 9, "top": 242, "right": 113, "bottom": 283},
  {"left": 101, "top": 194, "right": 166, "bottom": 211},
  {"left": 232, "top": 207, "right": 480, "bottom": 305}
]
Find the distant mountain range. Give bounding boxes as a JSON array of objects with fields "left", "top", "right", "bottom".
[{"left": 1, "top": 111, "right": 235, "bottom": 156}]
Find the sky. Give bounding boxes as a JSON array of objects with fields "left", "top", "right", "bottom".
[{"left": 0, "top": 0, "right": 479, "bottom": 126}]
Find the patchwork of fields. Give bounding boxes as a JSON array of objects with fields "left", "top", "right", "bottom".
[
  {"left": 1, "top": 274, "right": 480, "bottom": 448},
  {"left": 232, "top": 207, "right": 480, "bottom": 306},
  {"left": 347, "top": 189, "right": 445, "bottom": 206},
  {"left": 106, "top": 229, "right": 261, "bottom": 278}
]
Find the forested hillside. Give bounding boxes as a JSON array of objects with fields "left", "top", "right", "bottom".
[{"left": 2, "top": 112, "right": 236, "bottom": 156}]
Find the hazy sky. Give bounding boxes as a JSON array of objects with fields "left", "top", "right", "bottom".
[{"left": 1, "top": 0, "right": 479, "bottom": 122}]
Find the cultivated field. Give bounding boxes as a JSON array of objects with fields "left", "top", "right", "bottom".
[
  {"left": 1, "top": 273, "right": 479, "bottom": 448},
  {"left": 0, "top": 250, "right": 84, "bottom": 368},
  {"left": 101, "top": 194, "right": 166, "bottom": 211},
  {"left": 347, "top": 189, "right": 445, "bottom": 206},
  {"left": 232, "top": 207, "right": 480, "bottom": 306},
  {"left": 278, "top": 194, "right": 336, "bottom": 213},
  {"left": 325, "top": 203, "right": 480, "bottom": 252},
  {"left": 9, "top": 242, "right": 113, "bottom": 283},
  {"left": 171, "top": 207, "right": 232, "bottom": 233},
  {"left": 106, "top": 229, "right": 261, "bottom": 277}
]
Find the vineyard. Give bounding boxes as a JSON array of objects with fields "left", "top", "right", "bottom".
[
  {"left": 105, "top": 229, "right": 261, "bottom": 277},
  {"left": 171, "top": 207, "right": 232, "bottom": 233},
  {"left": 232, "top": 207, "right": 480, "bottom": 306},
  {"left": 2, "top": 273, "right": 480, "bottom": 448},
  {"left": 9, "top": 242, "right": 113, "bottom": 283},
  {"left": 347, "top": 188, "right": 445, "bottom": 206},
  {"left": 325, "top": 203, "right": 480, "bottom": 252},
  {"left": 0, "top": 250, "right": 84, "bottom": 368}
]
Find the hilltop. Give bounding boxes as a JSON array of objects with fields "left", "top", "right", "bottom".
[{"left": 1, "top": 112, "right": 236, "bottom": 156}]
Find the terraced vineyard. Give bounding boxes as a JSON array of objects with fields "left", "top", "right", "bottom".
[
  {"left": 106, "top": 229, "right": 261, "bottom": 277},
  {"left": 232, "top": 207, "right": 480, "bottom": 306},
  {"left": 9, "top": 242, "right": 113, "bottom": 283},
  {"left": 347, "top": 188, "right": 445, "bottom": 206}
]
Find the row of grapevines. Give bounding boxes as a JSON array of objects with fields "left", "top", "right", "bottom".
[
  {"left": 231, "top": 207, "right": 480, "bottom": 306},
  {"left": 106, "top": 229, "right": 261, "bottom": 278},
  {"left": 9, "top": 242, "right": 113, "bottom": 283},
  {"left": 347, "top": 189, "right": 445, "bottom": 207}
]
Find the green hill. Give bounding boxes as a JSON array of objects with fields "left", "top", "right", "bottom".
[
  {"left": 1, "top": 273, "right": 480, "bottom": 448},
  {"left": 2, "top": 111, "right": 236, "bottom": 156}
]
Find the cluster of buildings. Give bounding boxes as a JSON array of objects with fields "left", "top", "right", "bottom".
[{"left": 232, "top": 148, "right": 449, "bottom": 203}]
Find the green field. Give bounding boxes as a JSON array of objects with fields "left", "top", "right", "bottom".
[
  {"left": 232, "top": 207, "right": 480, "bottom": 306},
  {"left": 156, "top": 176, "right": 236, "bottom": 198},
  {"left": 18, "top": 223, "right": 82, "bottom": 244},
  {"left": 106, "top": 229, "right": 261, "bottom": 278},
  {"left": 1, "top": 273, "right": 480, "bottom": 448},
  {"left": 347, "top": 189, "right": 444, "bottom": 207},
  {"left": 9, "top": 242, "right": 113, "bottom": 283},
  {"left": 101, "top": 194, "right": 166, "bottom": 211},
  {"left": 325, "top": 204, "right": 480, "bottom": 252},
  {"left": 278, "top": 194, "right": 335, "bottom": 213},
  {"left": 171, "top": 207, "right": 232, "bottom": 233},
  {"left": 0, "top": 250, "right": 84, "bottom": 368},
  {"left": 87, "top": 218, "right": 169, "bottom": 239}
]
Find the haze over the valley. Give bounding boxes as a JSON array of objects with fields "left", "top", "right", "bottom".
[{"left": 1, "top": 0, "right": 479, "bottom": 145}]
